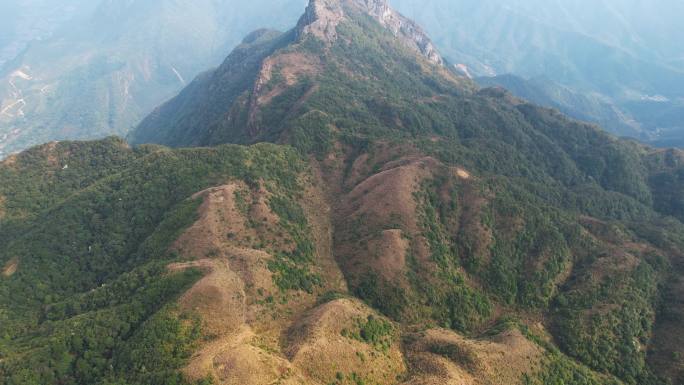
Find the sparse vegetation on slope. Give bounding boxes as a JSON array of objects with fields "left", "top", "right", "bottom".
[{"left": 0, "top": 139, "right": 310, "bottom": 385}]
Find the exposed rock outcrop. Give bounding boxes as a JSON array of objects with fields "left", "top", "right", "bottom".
[{"left": 297, "top": 0, "right": 444, "bottom": 65}]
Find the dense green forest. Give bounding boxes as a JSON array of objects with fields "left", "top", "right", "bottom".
[{"left": 0, "top": 140, "right": 308, "bottom": 384}]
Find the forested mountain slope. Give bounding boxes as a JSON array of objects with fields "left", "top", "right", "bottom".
[
  {"left": 475, "top": 74, "right": 641, "bottom": 138},
  {"left": 2, "top": 1, "right": 684, "bottom": 384}
]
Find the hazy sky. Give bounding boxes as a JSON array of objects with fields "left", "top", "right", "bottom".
[
  {"left": 3, "top": 0, "right": 682, "bottom": 52},
  {"left": 393, "top": 0, "right": 684, "bottom": 60},
  {"left": 3, "top": 0, "right": 682, "bottom": 77}
]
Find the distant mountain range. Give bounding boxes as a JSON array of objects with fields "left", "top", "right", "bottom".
[
  {"left": 0, "top": 0, "right": 307, "bottom": 158},
  {"left": 476, "top": 74, "right": 641, "bottom": 137},
  {"left": 390, "top": 0, "right": 684, "bottom": 146},
  {"left": 0, "top": 0, "right": 98, "bottom": 67},
  {"left": 2, "top": 0, "right": 684, "bottom": 158}
]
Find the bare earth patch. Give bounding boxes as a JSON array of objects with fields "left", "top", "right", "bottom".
[
  {"left": 341, "top": 156, "right": 439, "bottom": 235},
  {"left": 2, "top": 257, "right": 18, "bottom": 277},
  {"left": 455, "top": 167, "right": 471, "bottom": 180},
  {"left": 403, "top": 328, "right": 543, "bottom": 385},
  {"left": 254, "top": 53, "right": 321, "bottom": 106},
  {"left": 0, "top": 195, "right": 6, "bottom": 220},
  {"left": 286, "top": 298, "right": 406, "bottom": 385},
  {"left": 247, "top": 52, "right": 321, "bottom": 133},
  {"left": 168, "top": 178, "right": 356, "bottom": 385},
  {"left": 365, "top": 229, "right": 410, "bottom": 282},
  {"left": 1, "top": 154, "right": 18, "bottom": 167},
  {"left": 186, "top": 327, "right": 314, "bottom": 385},
  {"left": 586, "top": 251, "right": 640, "bottom": 284}
]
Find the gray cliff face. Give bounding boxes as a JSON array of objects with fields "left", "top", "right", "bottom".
[{"left": 297, "top": 0, "right": 444, "bottom": 65}]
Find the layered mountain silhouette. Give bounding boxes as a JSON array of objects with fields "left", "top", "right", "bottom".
[
  {"left": 1, "top": 1, "right": 684, "bottom": 385},
  {"left": 0, "top": 0, "right": 306, "bottom": 158},
  {"left": 389, "top": 0, "right": 684, "bottom": 147}
]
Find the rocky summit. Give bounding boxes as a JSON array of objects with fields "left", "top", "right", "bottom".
[{"left": 297, "top": 0, "right": 443, "bottom": 64}]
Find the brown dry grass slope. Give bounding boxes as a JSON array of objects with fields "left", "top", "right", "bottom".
[
  {"left": 169, "top": 181, "right": 324, "bottom": 384},
  {"left": 163, "top": 145, "right": 637, "bottom": 385},
  {"left": 403, "top": 328, "right": 543, "bottom": 385}
]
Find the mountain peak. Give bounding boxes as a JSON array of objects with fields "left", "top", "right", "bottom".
[{"left": 297, "top": 0, "right": 443, "bottom": 65}]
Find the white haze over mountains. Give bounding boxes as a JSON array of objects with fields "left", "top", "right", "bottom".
[
  {"left": 0, "top": 0, "right": 98, "bottom": 67},
  {"left": 388, "top": 0, "right": 684, "bottom": 146},
  {"left": 393, "top": 0, "right": 684, "bottom": 81},
  {"left": 0, "top": 0, "right": 307, "bottom": 158},
  {"left": 1, "top": 0, "right": 683, "bottom": 157}
]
